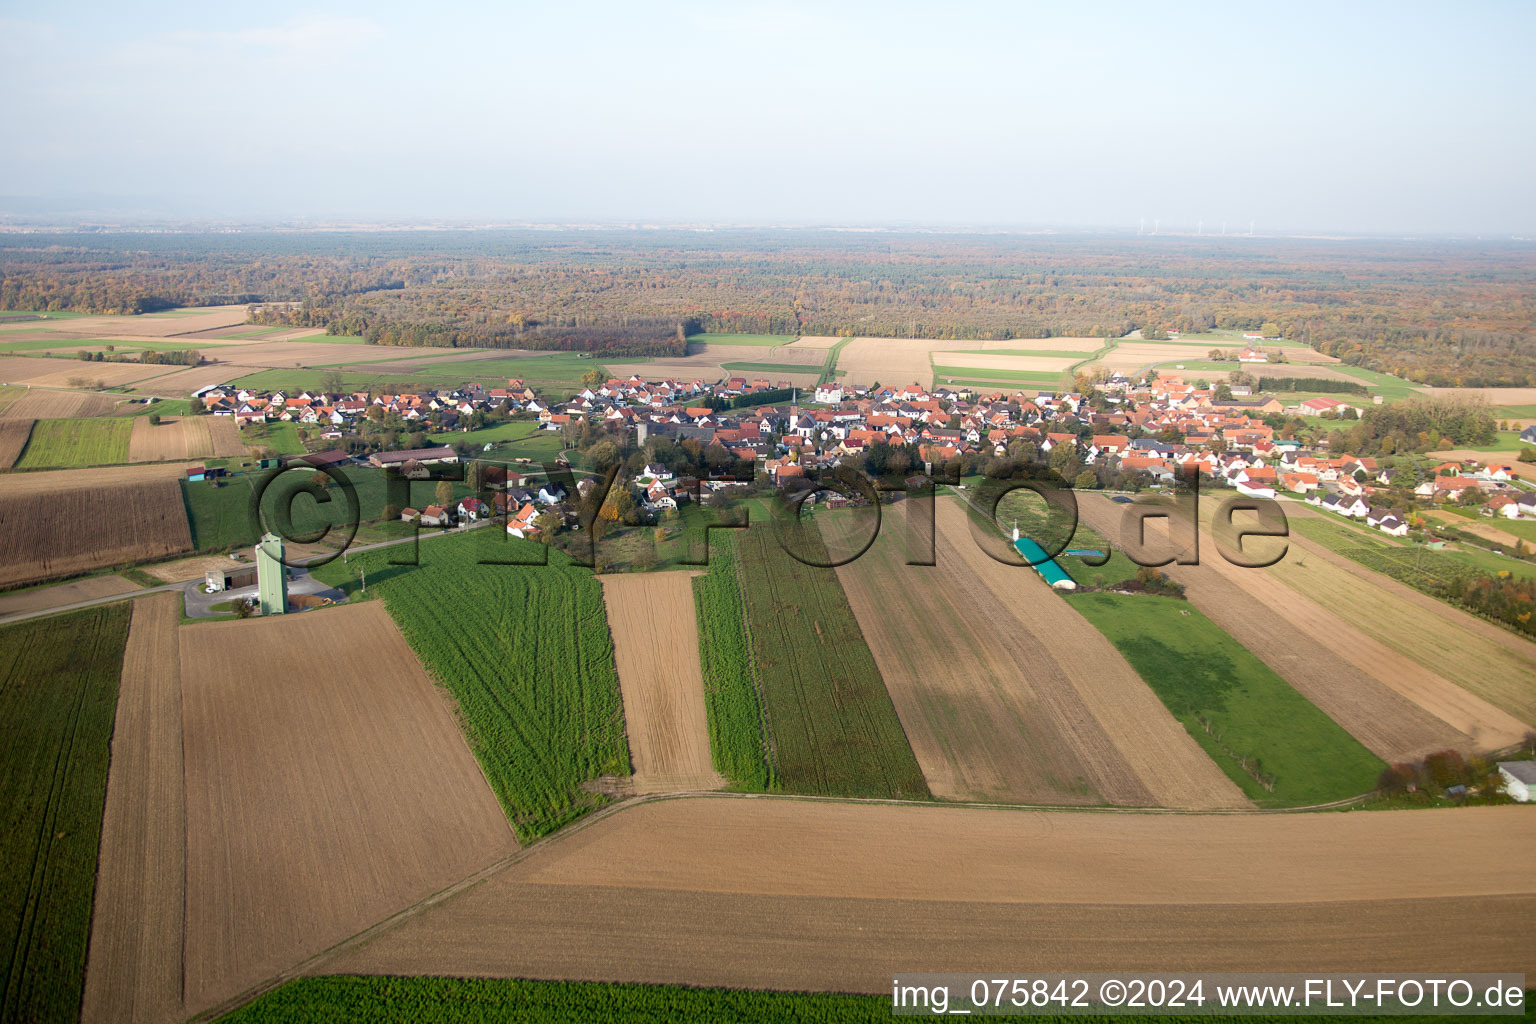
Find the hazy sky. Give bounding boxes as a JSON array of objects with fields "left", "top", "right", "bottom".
[{"left": 1, "top": 1, "right": 1532, "bottom": 233}]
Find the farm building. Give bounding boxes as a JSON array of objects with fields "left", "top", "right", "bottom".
[
  {"left": 370, "top": 446, "right": 459, "bottom": 469},
  {"left": 1013, "top": 533, "right": 1076, "bottom": 591},
  {"left": 293, "top": 449, "right": 352, "bottom": 469},
  {"left": 203, "top": 564, "right": 259, "bottom": 593},
  {"left": 1497, "top": 762, "right": 1536, "bottom": 802}
]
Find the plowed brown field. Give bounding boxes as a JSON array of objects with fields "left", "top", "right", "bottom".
[
  {"left": 600, "top": 573, "right": 723, "bottom": 793},
  {"left": 0, "top": 464, "right": 193, "bottom": 588},
  {"left": 826, "top": 501, "right": 1246, "bottom": 809},
  {"left": 82, "top": 593, "right": 186, "bottom": 1024},
  {"left": 0, "top": 389, "right": 117, "bottom": 418},
  {"left": 179, "top": 603, "right": 518, "bottom": 1014},
  {"left": 1073, "top": 493, "right": 1506, "bottom": 760},
  {"left": 127, "top": 415, "right": 244, "bottom": 461},
  {"left": 0, "top": 418, "right": 32, "bottom": 467},
  {"left": 0, "top": 355, "right": 173, "bottom": 388},
  {"left": 324, "top": 797, "right": 1536, "bottom": 989}
]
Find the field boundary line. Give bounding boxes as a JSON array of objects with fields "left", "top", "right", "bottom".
[{"left": 189, "top": 781, "right": 1387, "bottom": 1022}]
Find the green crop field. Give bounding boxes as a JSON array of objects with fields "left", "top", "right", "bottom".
[
  {"left": 735, "top": 522, "right": 928, "bottom": 799},
  {"left": 1067, "top": 592, "right": 1383, "bottom": 806},
  {"left": 1290, "top": 514, "right": 1536, "bottom": 585},
  {"left": 686, "top": 332, "right": 787, "bottom": 347},
  {"left": 218, "top": 976, "right": 896, "bottom": 1023},
  {"left": 15, "top": 416, "right": 132, "bottom": 467},
  {"left": 216, "top": 976, "right": 1528, "bottom": 1023},
  {"left": 933, "top": 364, "right": 1072, "bottom": 382},
  {"left": 936, "top": 377, "right": 1065, "bottom": 393},
  {"left": 310, "top": 530, "right": 629, "bottom": 840},
  {"left": 692, "top": 532, "right": 774, "bottom": 789},
  {"left": 944, "top": 348, "right": 1101, "bottom": 359},
  {"left": 0, "top": 604, "right": 131, "bottom": 1024}
]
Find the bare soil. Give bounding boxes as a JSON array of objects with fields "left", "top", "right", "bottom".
[
  {"left": 0, "top": 464, "right": 193, "bottom": 588},
  {"left": 178, "top": 603, "right": 519, "bottom": 1014},
  {"left": 82, "top": 593, "right": 187, "bottom": 1024},
  {"left": 827, "top": 501, "right": 1247, "bottom": 809},
  {"left": 324, "top": 797, "right": 1536, "bottom": 989},
  {"left": 600, "top": 572, "right": 723, "bottom": 793}
]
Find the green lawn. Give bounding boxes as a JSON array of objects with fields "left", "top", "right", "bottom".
[
  {"left": 686, "top": 332, "right": 788, "bottom": 347},
  {"left": 0, "top": 604, "right": 132, "bottom": 1024},
  {"left": 309, "top": 530, "right": 630, "bottom": 841},
  {"left": 123, "top": 398, "right": 194, "bottom": 417},
  {"left": 1330, "top": 365, "right": 1425, "bottom": 401},
  {"left": 1067, "top": 592, "right": 1384, "bottom": 806},
  {"left": 181, "top": 467, "right": 477, "bottom": 552},
  {"left": 983, "top": 489, "right": 1141, "bottom": 589},
  {"left": 15, "top": 416, "right": 132, "bottom": 467},
  {"left": 458, "top": 419, "right": 544, "bottom": 446},
  {"left": 1493, "top": 403, "right": 1536, "bottom": 419},
  {"left": 240, "top": 421, "right": 305, "bottom": 455}
]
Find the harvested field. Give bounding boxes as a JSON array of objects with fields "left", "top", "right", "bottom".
[
  {"left": 198, "top": 340, "right": 477, "bottom": 368},
  {"left": 834, "top": 337, "right": 949, "bottom": 387},
  {"left": 140, "top": 553, "right": 252, "bottom": 583},
  {"left": 127, "top": 415, "right": 245, "bottom": 461},
  {"left": 1275, "top": 519, "right": 1536, "bottom": 727},
  {"left": 1428, "top": 449, "right": 1536, "bottom": 482},
  {"left": 127, "top": 363, "right": 261, "bottom": 397},
  {"left": 325, "top": 798, "right": 1536, "bottom": 990},
  {"left": 1421, "top": 386, "right": 1536, "bottom": 405},
  {"left": 0, "top": 417, "right": 31, "bottom": 467},
  {"left": 0, "top": 388, "right": 117, "bottom": 419},
  {"left": 179, "top": 603, "right": 519, "bottom": 1014},
  {"left": 0, "top": 355, "right": 174, "bottom": 389},
  {"left": 1106, "top": 343, "right": 1340, "bottom": 376},
  {"left": 82, "top": 593, "right": 186, "bottom": 1024},
  {"left": 1423, "top": 510, "right": 1527, "bottom": 549},
  {"left": 783, "top": 335, "right": 842, "bottom": 349},
  {"left": 1074, "top": 493, "right": 1494, "bottom": 761},
  {"left": 826, "top": 502, "right": 1245, "bottom": 808},
  {"left": 0, "top": 464, "right": 194, "bottom": 588},
  {"left": 931, "top": 352, "right": 1079, "bottom": 373},
  {"left": 969, "top": 336, "right": 1105, "bottom": 352},
  {"left": 27, "top": 305, "right": 253, "bottom": 339},
  {"left": 0, "top": 574, "right": 141, "bottom": 619},
  {"left": 607, "top": 361, "right": 820, "bottom": 386},
  {"left": 600, "top": 573, "right": 723, "bottom": 794}
]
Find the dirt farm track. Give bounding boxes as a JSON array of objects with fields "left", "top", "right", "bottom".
[{"left": 320, "top": 797, "right": 1536, "bottom": 993}]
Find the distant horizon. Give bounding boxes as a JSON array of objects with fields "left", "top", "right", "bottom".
[
  {"left": 4, "top": 2, "right": 1534, "bottom": 237},
  {"left": 1, "top": 209, "right": 1534, "bottom": 243}
]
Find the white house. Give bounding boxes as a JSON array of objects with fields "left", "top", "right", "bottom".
[{"left": 1497, "top": 762, "right": 1536, "bottom": 802}]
